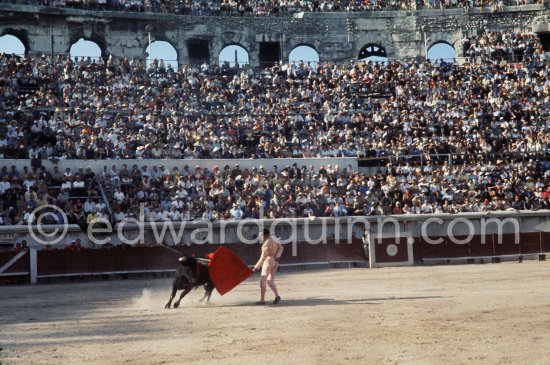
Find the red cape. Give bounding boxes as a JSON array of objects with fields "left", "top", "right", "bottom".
[{"left": 208, "top": 246, "right": 253, "bottom": 296}]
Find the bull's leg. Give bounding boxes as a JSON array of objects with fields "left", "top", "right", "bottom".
[
  {"left": 198, "top": 288, "right": 212, "bottom": 303},
  {"left": 173, "top": 286, "right": 192, "bottom": 308},
  {"left": 198, "top": 291, "right": 208, "bottom": 302},
  {"left": 203, "top": 282, "right": 214, "bottom": 303},
  {"left": 205, "top": 289, "right": 213, "bottom": 303},
  {"left": 165, "top": 286, "right": 178, "bottom": 309}
]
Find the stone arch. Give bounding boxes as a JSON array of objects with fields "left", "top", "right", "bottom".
[
  {"left": 146, "top": 39, "right": 179, "bottom": 68},
  {"left": 68, "top": 28, "right": 107, "bottom": 59},
  {"left": 70, "top": 38, "right": 102, "bottom": 60},
  {"left": 0, "top": 28, "right": 32, "bottom": 52},
  {"left": 288, "top": 43, "right": 319, "bottom": 67},
  {"left": 423, "top": 31, "right": 463, "bottom": 57},
  {"left": 358, "top": 43, "right": 388, "bottom": 63},
  {"left": 427, "top": 40, "right": 456, "bottom": 62},
  {"left": 218, "top": 43, "right": 250, "bottom": 67},
  {"left": 0, "top": 34, "right": 26, "bottom": 56}
]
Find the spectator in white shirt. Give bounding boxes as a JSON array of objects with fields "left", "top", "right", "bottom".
[
  {"left": 23, "top": 207, "right": 35, "bottom": 224},
  {"left": 168, "top": 206, "right": 182, "bottom": 221},
  {"left": 23, "top": 177, "right": 36, "bottom": 190},
  {"left": 72, "top": 175, "right": 85, "bottom": 189},
  {"left": 156, "top": 207, "right": 170, "bottom": 221},
  {"left": 95, "top": 201, "right": 107, "bottom": 212},
  {"left": 113, "top": 210, "right": 126, "bottom": 223},
  {"left": 147, "top": 209, "right": 158, "bottom": 222},
  {"left": 141, "top": 166, "right": 151, "bottom": 179},
  {"left": 172, "top": 199, "right": 185, "bottom": 210},
  {"left": 61, "top": 178, "right": 72, "bottom": 190},
  {"left": 202, "top": 207, "right": 214, "bottom": 221},
  {"left": 332, "top": 202, "right": 348, "bottom": 217},
  {"left": 176, "top": 188, "right": 188, "bottom": 199},
  {"left": 421, "top": 201, "right": 434, "bottom": 214},
  {"left": 84, "top": 199, "right": 96, "bottom": 213},
  {"left": 96, "top": 209, "right": 109, "bottom": 221},
  {"left": 113, "top": 188, "right": 125, "bottom": 203},
  {"left": 229, "top": 203, "right": 244, "bottom": 220},
  {"left": 0, "top": 177, "right": 11, "bottom": 195}
]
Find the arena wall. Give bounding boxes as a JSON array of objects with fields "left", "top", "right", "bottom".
[
  {"left": 0, "top": 3, "right": 548, "bottom": 64},
  {"left": 1, "top": 211, "right": 549, "bottom": 283}
]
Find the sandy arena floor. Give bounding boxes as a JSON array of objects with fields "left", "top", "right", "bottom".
[{"left": 1, "top": 262, "right": 550, "bottom": 365}]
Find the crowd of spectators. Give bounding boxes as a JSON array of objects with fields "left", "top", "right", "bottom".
[
  {"left": 104, "top": 160, "right": 550, "bottom": 222},
  {"left": 3, "top": 0, "right": 547, "bottom": 15},
  {"left": 464, "top": 28, "right": 544, "bottom": 61},
  {"left": 0, "top": 29, "right": 547, "bottom": 163},
  {"left": 0, "top": 164, "right": 104, "bottom": 225},
  {"left": 0, "top": 157, "right": 548, "bottom": 226},
  {"left": 0, "top": 28, "right": 548, "bottom": 224}
]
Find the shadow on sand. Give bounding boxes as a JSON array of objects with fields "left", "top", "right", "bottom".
[{"left": 215, "top": 295, "right": 445, "bottom": 307}]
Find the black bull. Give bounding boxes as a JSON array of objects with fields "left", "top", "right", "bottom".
[{"left": 165, "top": 256, "right": 215, "bottom": 309}]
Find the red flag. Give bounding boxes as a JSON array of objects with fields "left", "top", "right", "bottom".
[{"left": 208, "top": 246, "right": 253, "bottom": 296}]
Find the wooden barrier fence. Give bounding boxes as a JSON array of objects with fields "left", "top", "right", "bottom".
[{"left": 0, "top": 239, "right": 366, "bottom": 283}]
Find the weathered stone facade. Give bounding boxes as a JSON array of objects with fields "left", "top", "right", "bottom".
[{"left": 0, "top": 4, "right": 548, "bottom": 65}]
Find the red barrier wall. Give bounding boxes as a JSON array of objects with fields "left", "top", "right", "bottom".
[
  {"left": 418, "top": 237, "right": 447, "bottom": 260},
  {"left": 28, "top": 231, "right": 550, "bottom": 277},
  {"left": 374, "top": 237, "right": 409, "bottom": 263},
  {"left": 37, "top": 247, "right": 182, "bottom": 276},
  {"left": 469, "top": 235, "right": 495, "bottom": 257},
  {"left": 0, "top": 251, "right": 30, "bottom": 283},
  {"left": 543, "top": 232, "right": 550, "bottom": 253},
  {"left": 520, "top": 232, "right": 542, "bottom": 255},
  {"left": 416, "top": 233, "right": 544, "bottom": 261},
  {"left": 35, "top": 241, "right": 365, "bottom": 277},
  {"left": 328, "top": 239, "right": 365, "bottom": 262},
  {"left": 444, "top": 236, "right": 471, "bottom": 258},
  {"left": 0, "top": 251, "right": 29, "bottom": 273},
  {"left": 493, "top": 233, "right": 521, "bottom": 256}
]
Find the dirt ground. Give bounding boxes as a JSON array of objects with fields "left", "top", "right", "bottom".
[{"left": 1, "top": 262, "right": 550, "bottom": 365}]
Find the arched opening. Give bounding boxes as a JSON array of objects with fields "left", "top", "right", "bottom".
[
  {"left": 358, "top": 43, "right": 388, "bottom": 64},
  {"left": 288, "top": 45, "right": 319, "bottom": 68},
  {"left": 146, "top": 40, "right": 178, "bottom": 69},
  {"left": 70, "top": 38, "right": 102, "bottom": 61},
  {"left": 219, "top": 44, "right": 249, "bottom": 67},
  {"left": 0, "top": 34, "right": 26, "bottom": 56},
  {"left": 427, "top": 41, "right": 456, "bottom": 63}
]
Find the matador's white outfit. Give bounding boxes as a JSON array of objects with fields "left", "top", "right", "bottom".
[{"left": 254, "top": 237, "right": 284, "bottom": 292}]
